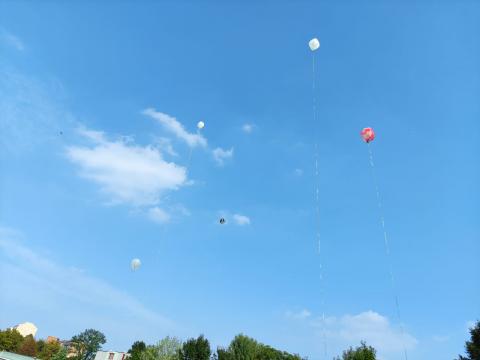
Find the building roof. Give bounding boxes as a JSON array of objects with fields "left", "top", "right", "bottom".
[{"left": 0, "top": 352, "right": 37, "bottom": 360}]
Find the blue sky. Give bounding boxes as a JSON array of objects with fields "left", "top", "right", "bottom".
[{"left": 0, "top": 1, "right": 478, "bottom": 359}]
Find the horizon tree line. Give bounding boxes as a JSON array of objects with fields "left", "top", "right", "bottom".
[{"left": 0, "top": 321, "right": 478, "bottom": 360}]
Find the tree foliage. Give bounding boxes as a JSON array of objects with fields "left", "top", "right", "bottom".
[
  {"left": 38, "top": 339, "right": 62, "bottom": 360},
  {"left": 215, "top": 334, "right": 303, "bottom": 360},
  {"left": 143, "top": 337, "right": 182, "bottom": 360},
  {"left": 179, "top": 335, "right": 210, "bottom": 360},
  {"left": 51, "top": 347, "right": 68, "bottom": 360},
  {"left": 333, "top": 341, "right": 376, "bottom": 360},
  {"left": 128, "top": 341, "right": 147, "bottom": 360},
  {"left": 0, "top": 329, "right": 24, "bottom": 352},
  {"left": 18, "top": 335, "right": 37, "bottom": 357},
  {"left": 71, "top": 329, "right": 106, "bottom": 360},
  {"left": 457, "top": 321, "right": 480, "bottom": 360},
  {"left": 37, "top": 340, "right": 46, "bottom": 355}
]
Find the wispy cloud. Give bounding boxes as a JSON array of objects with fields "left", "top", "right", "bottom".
[
  {"left": 1, "top": 30, "right": 25, "bottom": 51},
  {"left": 147, "top": 207, "right": 171, "bottom": 224},
  {"left": 142, "top": 108, "right": 235, "bottom": 168},
  {"left": 318, "top": 311, "right": 417, "bottom": 356},
  {"left": 143, "top": 108, "right": 207, "bottom": 148},
  {"left": 0, "top": 227, "right": 180, "bottom": 348},
  {"left": 66, "top": 127, "right": 187, "bottom": 207},
  {"left": 0, "top": 70, "right": 75, "bottom": 152},
  {"left": 232, "top": 214, "right": 251, "bottom": 226},
  {"left": 0, "top": 65, "right": 230, "bottom": 224},
  {"left": 286, "top": 309, "right": 311, "bottom": 320},
  {"left": 0, "top": 69, "right": 189, "bottom": 224},
  {"left": 212, "top": 147, "right": 233, "bottom": 166},
  {"left": 77, "top": 127, "right": 106, "bottom": 143},
  {"left": 216, "top": 211, "right": 250, "bottom": 226},
  {"left": 242, "top": 123, "right": 254, "bottom": 134},
  {"left": 155, "top": 137, "right": 178, "bottom": 157},
  {"left": 287, "top": 310, "right": 417, "bottom": 358}
]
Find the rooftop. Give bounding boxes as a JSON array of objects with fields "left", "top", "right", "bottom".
[{"left": 0, "top": 352, "right": 37, "bottom": 360}]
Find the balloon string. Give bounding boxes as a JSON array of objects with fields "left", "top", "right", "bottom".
[
  {"left": 185, "top": 129, "right": 201, "bottom": 177},
  {"left": 186, "top": 146, "right": 194, "bottom": 174},
  {"left": 312, "top": 51, "right": 327, "bottom": 360},
  {"left": 367, "top": 143, "right": 408, "bottom": 360}
]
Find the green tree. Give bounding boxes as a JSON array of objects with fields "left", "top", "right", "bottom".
[
  {"left": 457, "top": 321, "right": 480, "bottom": 360},
  {"left": 227, "top": 335, "right": 258, "bottom": 359},
  {"left": 257, "top": 345, "right": 302, "bottom": 360},
  {"left": 37, "top": 340, "right": 46, "bottom": 355},
  {"left": 0, "top": 328, "right": 24, "bottom": 352},
  {"left": 179, "top": 335, "right": 210, "bottom": 360},
  {"left": 214, "top": 348, "right": 233, "bottom": 360},
  {"left": 51, "top": 347, "right": 68, "bottom": 360},
  {"left": 334, "top": 341, "right": 376, "bottom": 360},
  {"left": 18, "top": 335, "right": 37, "bottom": 357},
  {"left": 143, "top": 337, "right": 182, "bottom": 360},
  {"left": 216, "top": 334, "right": 303, "bottom": 360},
  {"left": 39, "top": 340, "right": 62, "bottom": 360},
  {"left": 128, "top": 341, "right": 147, "bottom": 360},
  {"left": 71, "top": 329, "right": 106, "bottom": 360}
]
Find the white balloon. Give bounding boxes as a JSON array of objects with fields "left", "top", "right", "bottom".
[
  {"left": 197, "top": 121, "right": 205, "bottom": 129},
  {"left": 131, "top": 258, "right": 141, "bottom": 271},
  {"left": 309, "top": 38, "right": 320, "bottom": 51}
]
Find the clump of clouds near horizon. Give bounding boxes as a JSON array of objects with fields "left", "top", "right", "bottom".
[{"left": 286, "top": 309, "right": 418, "bottom": 359}]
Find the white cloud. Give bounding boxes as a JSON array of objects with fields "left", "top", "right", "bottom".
[
  {"left": 312, "top": 311, "right": 418, "bottom": 356},
  {"left": 143, "top": 108, "right": 207, "bottom": 148},
  {"left": 233, "top": 214, "right": 251, "bottom": 226},
  {"left": 0, "top": 228, "right": 180, "bottom": 348},
  {"left": 148, "top": 207, "right": 171, "bottom": 224},
  {"left": 155, "top": 137, "right": 178, "bottom": 157},
  {"left": 142, "top": 108, "right": 235, "bottom": 168},
  {"left": 286, "top": 310, "right": 417, "bottom": 358},
  {"left": 66, "top": 128, "right": 187, "bottom": 206},
  {"left": 0, "top": 69, "right": 189, "bottom": 225},
  {"left": 212, "top": 147, "right": 233, "bottom": 166},
  {"left": 77, "top": 127, "right": 106, "bottom": 143},
  {"left": 147, "top": 204, "right": 191, "bottom": 225},
  {"left": 286, "top": 309, "right": 312, "bottom": 320},
  {"left": 1, "top": 30, "right": 25, "bottom": 51},
  {"left": 242, "top": 123, "right": 254, "bottom": 134},
  {"left": 215, "top": 211, "right": 250, "bottom": 226}
]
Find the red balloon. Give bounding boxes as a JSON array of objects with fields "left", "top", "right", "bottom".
[{"left": 360, "top": 127, "right": 375, "bottom": 143}]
